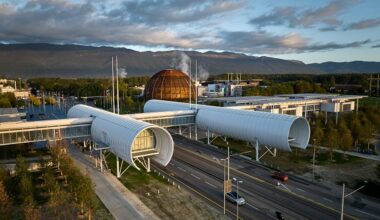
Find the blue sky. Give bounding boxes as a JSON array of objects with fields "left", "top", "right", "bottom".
[{"left": 0, "top": 0, "right": 379, "bottom": 63}]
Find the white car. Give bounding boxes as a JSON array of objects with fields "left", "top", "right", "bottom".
[{"left": 226, "top": 191, "right": 245, "bottom": 205}]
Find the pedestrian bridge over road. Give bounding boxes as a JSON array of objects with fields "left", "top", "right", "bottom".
[{"left": 0, "top": 118, "right": 93, "bottom": 146}]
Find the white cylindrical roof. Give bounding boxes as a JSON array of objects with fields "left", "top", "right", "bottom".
[
  {"left": 68, "top": 105, "right": 174, "bottom": 169},
  {"left": 144, "top": 100, "right": 310, "bottom": 151}
]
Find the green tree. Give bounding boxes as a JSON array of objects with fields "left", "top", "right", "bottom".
[
  {"left": 324, "top": 122, "right": 339, "bottom": 161},
  {"left": 312, "top": 123, "right": 324, "bottom": 146},
  {"left": 0, "top": 181, "right": 12, "bottom": 220},
  {"left": 0, "top": 97, "right": 11, "bottom": 108},
  {"left": 19, "top": 175, "right": 34, "bottom": 203},
  {"left": 15, "top": 155, "right": 29, "bottom": 177}
]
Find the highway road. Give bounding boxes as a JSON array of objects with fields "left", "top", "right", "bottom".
[{"left": 153, "top": 135, "right": 380, "bottom": 220}]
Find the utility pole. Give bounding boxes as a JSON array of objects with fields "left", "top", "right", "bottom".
[
  {"left": 340, "top": 181, "right": 367, "bottom": 220},
  {"left": 112, "top": 57, "right": 115, "bottom": 113},
  {"left": 116, "top": 56, "right": 120, "bottom": 114}
]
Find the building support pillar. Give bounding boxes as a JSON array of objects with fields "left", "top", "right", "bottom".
[
  {"left": 195, "top": 125, "right": 198, "bottom": 141},
  {"left": 100, "top": 149, "right": 103, "bottom": 173},
  {"left": 207, "top": 128, "right": 210, "bottom": 145},
  {"left": 116, "top": 156, "right": 120, "bottom": 178},
  {"left": 255, "top": 139, "right": 259, "bottom": 162},
  {"left": 325, "top": 111, "right": 328, "bottom": 125},
  {"left": 189, "top": 125, "right": 192, "bottom": 139},
  {"left": 335, "top": 112, "right": 339, "bottom": 125},
  {"left": 179, "top": 126, "right": 182, "bottom": 135},
  {"left": 147, "top": 158, "right": 151, "bottom": 173}
]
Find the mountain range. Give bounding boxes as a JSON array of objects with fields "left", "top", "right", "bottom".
[{"left": 0, "top": 43, "right": 379, "bottom": 78}]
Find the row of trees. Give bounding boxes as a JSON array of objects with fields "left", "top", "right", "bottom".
[
  {"left": 243, "top": 80, "right": 326, "bottom": 96},
  {"left": 310, "top": 105, "right": 380, "bottom": 160},
  {"left": 0, "top": 141, "right": 98, "bottom": 219},
  {"left": 0, "top": 92, "right": 17, "bottom": 108}
]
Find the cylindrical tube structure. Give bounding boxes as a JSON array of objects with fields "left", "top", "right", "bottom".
[
  {"left": 68, "top": 104, "right": 174, "bottom": 169},
  {"left": 144, "top": 100, "right": 310, "bottom": 151}
]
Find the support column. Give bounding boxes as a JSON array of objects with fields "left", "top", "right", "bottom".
[
  {"left": 116, "top": 156, "right": 120, "bottom": 178},
  {"left": 189, "top": 125, "right": 192, "bottom": 139},
  {"left": 255, "top": 139, "right": 259, "bottom": 162},
  {"left": 207, "top": 128, "right": 210, "bottom": 145},
  {"left": 325, "top": 111, "right": 328, "bottom": 125},
  {"left": 273, "top": 148, "right": 277, "bottom": 157},
  {"left": 335, "top": 112, "right": 339, "bottom": 125},
  {"left": 179, "top": 126, "right": 182, "bottom": 135},
  {"left": 356, "top": 99, "right": 359, "bottom": 114},
  {"left": 195, "top": 125, "right": 198, "bottom": 141},
  {"left": 147, "top": 158, "right": 151, "bottom": 172},
  {"left": 100, "top": 149, "right": 103, "bottom": 173}
]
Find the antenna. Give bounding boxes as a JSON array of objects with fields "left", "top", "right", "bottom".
[
  {"left": 116, "top": 56, "right": 120, "bottom": 114},
  {"left": 189, "top": 59, "right": 192, "bottom": 109},
  {"left": 112, "top": 56, "right": 115, "bottom": 113},
  {"left": 195, "top": 59, "right": 198, "bottom": 110}
]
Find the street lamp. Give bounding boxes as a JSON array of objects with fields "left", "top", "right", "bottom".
[
  {"left": 233, "top": 177, "right": 243, "bottom": 220},
  {"left": 340, "top": 180, "right": 367, "bottom": 220},
  {"left": 312, "top": 138, "right": 316, "bottom": 180},
  {"left": 220, "top": 146, "right": 231, "bottom": 215}
]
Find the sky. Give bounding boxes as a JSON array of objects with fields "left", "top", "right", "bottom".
[{"left": 0, "top": 0, "right": 379, "bottom": 63}]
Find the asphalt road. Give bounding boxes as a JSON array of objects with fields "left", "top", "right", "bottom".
[{"left": 156, "top": 135, "right": 380, "bottom": 220}]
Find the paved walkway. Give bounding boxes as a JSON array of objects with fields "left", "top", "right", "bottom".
[{"left": 68, "top": 146, "right": 160, "bottom": 220}]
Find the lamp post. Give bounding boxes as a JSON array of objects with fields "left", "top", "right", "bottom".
[
  {"left": 221, "top": 146, "right": 230, "bottom": 215},
  {"left": 312, "top": 138, "right": 316, "bottom": 180},
  {"left": 340, "top": 181, "right": 367, "bottom": 220},
  {"left": 233, "top": 177, "right": 243, "bottom": 220}
]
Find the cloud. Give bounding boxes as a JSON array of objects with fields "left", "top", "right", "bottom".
[
  {"left": 122, "top": 0, "right": 245, "bottom": 24},
  {"left": 372, "top": 44, "right": 380, "bottom": 48},
  {"left": 249, "top": 0, "right": 357, "bottom": 29},
  {"left": 0, "top": 0, "right": 198, "bottom": 48},
  {"left": 344, "top": 18, "right": 380, "bottom": 30},
  {"left": 210, "top": 30, "right": 371, "bottom": 54}
]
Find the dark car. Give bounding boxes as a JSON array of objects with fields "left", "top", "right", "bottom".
[
  {"left": 272, "top": 172, "right": 288, "bottom": 182},
  {"left": 226, "top": 191, "right": 245, "bottom": 205},
  {"left": 275, "top": 211, "right": 284, "bottom": 220}
]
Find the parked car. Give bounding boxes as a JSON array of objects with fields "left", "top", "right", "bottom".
[
  {"left": 226, "top": 191, "right": 245, "bottom": 205},
  {"left": 272, "top": 172, "right": 288, "bottom": 182}
]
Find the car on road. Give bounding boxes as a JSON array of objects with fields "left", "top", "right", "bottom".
[
  {"left": 275, "top": 211, "right": 284, "bottom": 220},
  {"left": 226, "top": 191, "right": 245, "bottom": 205},
  {"left": 272, "top": 172, "right": 288, "bottom": 182}
]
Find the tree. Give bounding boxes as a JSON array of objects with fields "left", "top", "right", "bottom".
[
  {"left": 312, "top": 124, "right": 324, "bottom": 146},
  {"left": 19, "top": 175, "right": 34, "bottom": 203},
  {"left": 0, "top": 181, "right": 12, "bottom": 219},
  {"left": 23, "top": 200, "right": 39, "bottom": 220},
  {"left": 324, "top": 122, "right": 339, "bottom": 161},
  {"left": 15, "top": 155, "right": 29, "bottom": 177}
]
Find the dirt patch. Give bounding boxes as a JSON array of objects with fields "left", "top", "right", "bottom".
[{"left": 134, "top": 177, "right": 229, "bottom": 220}]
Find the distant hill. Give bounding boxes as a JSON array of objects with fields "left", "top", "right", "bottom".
[
  {"left": 0, "top": 43, "right": 323, "bottom": 78},
  {"left": 309, "top": 61, "right": 380, "bottom": 73}
]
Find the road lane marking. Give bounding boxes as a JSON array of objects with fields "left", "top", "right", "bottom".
[
  {"left": 246, "top": 203, "right": 259, "bottom": 210},
  {"left": 205, "top": 181, "right": 217, "bottom": 188},
  {"left": 176, "top": 145, "right": 359, "bottom": 220},
  {"left": 295, "top": 187, "right": 305, "bottom": 192},
  {"left": 323, "top": 197, "right": 333, "bottom": 202},
  {"left": 191, "top": 173, "right": 201, "bottom": 180},
  {"left": 355, "top": 209, "right": 380, "bottom": 219},
  {"left": 177, "top": 166, "right": 187, "bottom": 172}
]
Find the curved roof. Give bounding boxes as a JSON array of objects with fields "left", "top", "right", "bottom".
[
  {"left": 144, "top": 99, "right": 310, "bottom": 151},
  {"left": 67, "top": 104, "right": 174, "bottom": 169},
  {"left": 144, "top": 69, "right": 195, "bottom": 102}
]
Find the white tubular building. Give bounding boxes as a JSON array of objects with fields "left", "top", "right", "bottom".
[
  {"left": 67, "top": 104, "right": 174, "bottom": 170},
  {"left": 144, "top": 100, "right": 310, "bottom": 151}
]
